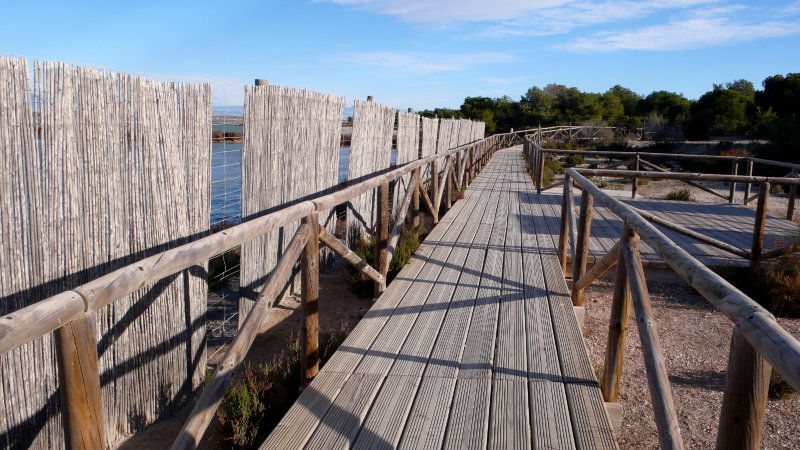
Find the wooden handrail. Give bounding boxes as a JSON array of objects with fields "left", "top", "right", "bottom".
[
  {"left": 0, "top": 134, "right": 505, "bottom": 356},
  {"left": 621, "top": 229, "right": 685, "bottom": 449},
  {"left": 172, "top": 223, "right": 311, "bottom": 450},
  {"left": 565, "top": 168, "right": 800, "bottom": 391}
]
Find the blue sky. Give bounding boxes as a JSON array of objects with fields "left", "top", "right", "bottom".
[{"left": 1, "top": 0, "right": 798, "bottom": 109}]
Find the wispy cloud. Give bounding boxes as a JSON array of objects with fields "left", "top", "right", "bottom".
[
  {"left": 341, "top": 51, "right": 517, "bottom": 74},
  {"left": 483, "top": 76, "right": 528, "bottom": 85},
  {"left": 559, "top": 14, "right": 800, "bottom": 52}
]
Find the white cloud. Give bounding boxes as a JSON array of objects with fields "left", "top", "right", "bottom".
[
  {"left": 342, "top": 51, "right": 517, "bottom": 74},
  {"left": 559, "top": 15, "right": 800, "bottom": 52},
  {"left": 323, "top": 0, "right": 570, "bottom": 24}
]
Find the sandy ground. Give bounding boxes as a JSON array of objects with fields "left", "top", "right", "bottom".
[
  {"left": 118, "top": 259, "right": 374, "bottom": 449},
  {"left": 579, "top": 272, "right": 800, "bottom": 449}
]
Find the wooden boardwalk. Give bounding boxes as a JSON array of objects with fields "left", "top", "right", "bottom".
[
  {"left": 261, "top": 148, "right": 617, "bottom": 449},
  {"left": 536, "top": 188, "right": 798, "bottom": 269}
]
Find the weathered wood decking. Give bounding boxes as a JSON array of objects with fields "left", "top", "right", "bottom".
[
  {"left": 262, "top": 148, "right": 616, "bottom": 449},
  {"left": 261, "top": 146, "right": 798, "bottom": 449}
]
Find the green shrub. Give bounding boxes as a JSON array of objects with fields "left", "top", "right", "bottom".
[
  {"left": 545, "top": 158, "right": 564, "bottom": 174},
  {"left": 665, "top": 189, "right": 693, "bottom": 201},
  {"left": 564, "top": 154, "right": 586, "bottom": 168},
  {"left": 636, "top": 177, "right": 651, "bottom": 186},
  {"left": 770, "top": 184, "right": 785, "bottom": 194},
  {"left": 390, "top": 226, "right": 422, "bottom": 274},
  {"left": 716, "top": 250, "right": 800, "bottom": 318},
  {"left": 216, "top": 328, "right": 348, "bottom": 448}
]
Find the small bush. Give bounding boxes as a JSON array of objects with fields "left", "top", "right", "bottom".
[
  {"left": 665, "top": 189, "right": 693, "bottom": 201},
  {"left": 564, "top": 154, "right": 586, "bottom": 168},
  {"left": 770, "top": 184, "right": 785, "bottom": 194},
  {"left": 390, "top": 226, "right": 422, "bottom": 274},
  {"left": 716, "top": 250, "right": 800, "bottom": 318},
  {"left": 770, "top": 372, "right": 796, "bottom": 399},
  {"left": 545, "top": 158, "right": 564, "bottom": 174},
  {"left": 216, "top": 328, "right": 348, "bottom": 448},
  {"left": 636, "top": 177, "right": 651, "bottom": 186}
]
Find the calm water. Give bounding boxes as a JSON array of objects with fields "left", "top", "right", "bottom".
[{"left": 210, "top": 144, "right": 396, "bottom": 226}]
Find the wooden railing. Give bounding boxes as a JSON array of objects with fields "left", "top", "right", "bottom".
[
  {"left": 0, "top": 132, "right": 512, "bottom": 449},
  {"left": 524, "top": 137, "right": 800, "bottom": 221},
  {"left": 559, "top": 167, "right": 800, "bottom": 450}
]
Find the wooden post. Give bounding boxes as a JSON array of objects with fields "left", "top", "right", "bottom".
[
  {"left": 366, "top": 95, "right": 373, "bottom": 102},
  {"left": 254, "top": 79, "right": 269, "bottom": 86},
  {"left": 571, "top": 192, "right": 593, "bottom": 306},
  {"left": 301, "top": 213, "right": 320, "bottom": 383},
  {"left": 601, "top": 231, "right": 631, "bottom": 402},
  {"left": 55, "top": 313, "right": 107, "bottom": 450},
  {"left": 751, "top": 182, "right": 769, "bottom": 268},
  {"left": 622, "top": 230, "right": 685, "bottom": 449},
  {"left": 412, "top": 167, "right": 420, "bottom": 228},
  {"left": 787, "top": 170, "right": 797, "bottom": 221},
  {"left": 445, "top": 160, "right": 453, "bottom": 209},
  {"left": 537, "top": 152, "right": 545, "bottom": 194},
  {"left": 744, "top": 160, "right": 754, "bottom": 204},
  {"left": 716, "top": 326, "right": 771, "bottom": 450},
  {"left": 375, "top": 182, "right": 390, "bottom": 295},
  {"left": 729, "top": 160, "right": 739, "bottom": 204},
  {"left": 431, "top": 159, "right": 440, "bottom": 223},
  {"left": 558, "top": 174, "right": 571, "bottom": 272},
  {"left": 632, "top": 154, "right": 640, "bottom": 199}
]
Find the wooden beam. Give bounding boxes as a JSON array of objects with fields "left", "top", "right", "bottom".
[
  {"left": 431, "top": 158, "right": 440, "bottom": 221},
  {"left": 412, "top": 167, "right": 420, "bottom": 228},
  {"left": 729, "top": 160, "right": 739, "bottom": 204},
  {"left": 375, "top": 182, "right": 390, "bottom": 294},
  {"left": 638, "top": 159, "right": 729, "bottom": 201},
  {"left": 567, "top": 168, "right": 800, "bottom": 393},
  {"left": 575, "top": 240, "right": 620, "bottom": 291},
  {"left": 571, "top": 192, "right": 593, "bottom": 306},
  {"left": 787, "top": 170, "right": 797, "bottom": 221},
  {"left": 630, "top": 206, "right": 752, "bottom": 259},
  {"left": 715, "top": 325, "right": 771, "bottom": 450},
  {"left": 744, "top": 159, "right": 754, "bottom": 204},
  {"left": 632, "top": 154, "right": 640, "bottom": 199},
  {"left": 319, "top": 229, "right": 384, "bottom": 286},
  {"left": 558, "top": 176, "right": 570, "bottom": 272},
  {"left": 435, "top": 156, "right": 453, "bottom": 214},
  {"left": 55, "top": 312, "right": 106, "bottom": 450},
  {"left": 387, "top": 176, "right": 417, "bottom": 262},
  {"left": 418, "top": 177, "right": 436, "bottom": 219},
  {"left": 172, "top": 224, "right": 310, "bottom": 450},
  {"left": 301, "top": 213, "right": 320, "bottom": 384},
  {"left": 751, "top": 182, "right": 769, "bottom": 268},
  {"left": 601, "top": 232, "right": 630, "bottom": 403},
  {"left": 622, "top": 229, "right": 685, "bottom": 449}
]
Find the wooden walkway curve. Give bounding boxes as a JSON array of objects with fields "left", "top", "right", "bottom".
[{"left": 261, "top": 148, "right": 617, "bottom": 449}]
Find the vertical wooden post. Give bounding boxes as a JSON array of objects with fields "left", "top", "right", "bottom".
[
  {"left": 375, "top": 182, "right": 390, "bottom": 295},
  {"left": 254, "top": 79, "right": 269, "bottom": 86},
  {"left": 729, "top": 160, "right": 739, "bottom": 204},
  {"left": 751, "top": 182, "right": 769, "bottom": 268},
  {"left": 601, "top": 229, "right": 631, "bottom": 402},
  {"left": 558, "top": 174, "right": 571, "bottom": 273},
  {"left": 622, "top": 230, "right": 685, "bottom": 449},
  {"left": 571, "top": 192, "right": 593, "bottom": 306},
  {"left": 744, "top": 160, "right": 754, "bottom": 204},
  {"left": 431, "top": 159, "right": 440, "bottom": 223},
  {"left": 412, "top": 167, "right": 420, "bottom": 228},
  {"left": 631, "top": 154, "right": 640, "bottom": 199},
  {"left": 55, "top": 313, "right": 107, "bottom": 450},
  {"left": 787, "top": 170, "right": 797, "bottom": 221},
  {"left": 537, "top": 152, "right": 545, "bottom": 194},
  {"left": 301, "top": 213, "right": 320, "bottom": 383},
  {"left": 715, "top": 326, "right": 771, "bottom": 450},
  {"left": 445, "top": 159, "right": 453, "bottom": 209}
]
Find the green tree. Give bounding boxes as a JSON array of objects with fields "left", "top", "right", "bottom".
[{"left": 639, "top": 91, "right": 690, "bottom": 126}]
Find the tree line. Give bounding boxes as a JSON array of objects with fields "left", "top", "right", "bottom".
[{"left": 419, "top": 73, "right": 800, "bottom": 158}]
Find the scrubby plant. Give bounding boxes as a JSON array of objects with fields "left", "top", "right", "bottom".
[
  {"left": 665, "top": 189, "right": 693, "bottom": 201},
  {"left": 564, "top": 154, "right": 586, "bottom": 168},
  {"left": 216, "top": 327, "right": 348, "bottom": 448}
]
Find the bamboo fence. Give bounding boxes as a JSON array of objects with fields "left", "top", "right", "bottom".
[
  {"left": 0, "top": 57, "right": 211, "bottom": 447},
  {"left": 393, "top": 110, "right": 421, "bottom": 212},
  {"left": 420, "top": 116, "right": 439, "bottom": 185},
  {"left": 347, "top": 99, "right": 395, "bottom": 244},
  {"left": 240, "top": 86, "right": 344, "bottom": 323}
]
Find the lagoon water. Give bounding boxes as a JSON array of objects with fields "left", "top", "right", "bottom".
[{"left": 211, "top": 144, "right": 368, "bottom": 226}]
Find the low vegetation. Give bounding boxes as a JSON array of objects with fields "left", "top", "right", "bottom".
[
  {"left": 348, "top": 222, "right": 426, "bottom": 296},
  {"left": 564, "top": 154, "right": 585, "bottom": 168},
  {"left": 664, "top": 189, "right": 693, "bottom": 201},
  {"left": 216, "top": 327, "right": 348, "bottom": 448},
  {"left": 717, "top": 250, "right": 800, "bottom": 318}
]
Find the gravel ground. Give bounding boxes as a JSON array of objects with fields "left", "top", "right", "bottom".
[{"left": 579, "top": 273, "right": 800, "bottom": 449}]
